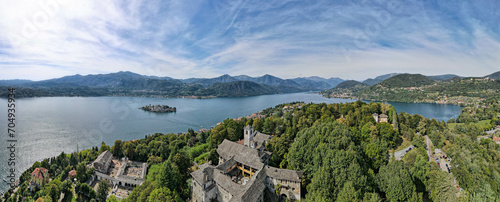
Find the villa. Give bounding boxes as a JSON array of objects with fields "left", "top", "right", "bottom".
[{"left": 30, "top": 167, "right": 49, "bottom": 192}]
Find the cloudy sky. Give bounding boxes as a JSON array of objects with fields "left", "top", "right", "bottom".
[{"left": 0, "top": 0, "right": 499, "bottom": 81}]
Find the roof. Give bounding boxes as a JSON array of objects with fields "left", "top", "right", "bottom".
[
  {"left": 68, "top": 170, "right": 76, "bottom": 177},
  {"left": 265, "top": 166, "right": 303, "bottom": 182},
  {"left": 379, "top": 114, "right": 388, "bottom": 118},
  {"left": 94, "top": 150, "right": 112, "bottom": 165},
  {"left": 493, "top": 136, "right": 500, "bottom": 142},
  {"left": 31, "top": 167, "right": 48, "bottom": 180},
  {"left": 216, "top": 159, "right": 237, "bottom": 172},
  {"left": 252, "top": 132, "right": 271, "bottom": 146},
  {"left": 217, "top": 139, "right": 266, "bottom": 169},
  {"left": 191, "top": 163, "right": 215, "bottom": 185},
  {"left": 236, "top": 139, "right": 245, "bottom": 145}
]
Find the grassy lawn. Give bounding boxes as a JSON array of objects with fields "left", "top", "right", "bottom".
[
  {"left": 394, "top": 137, "right": 412, "bottom": 152},
  {"left": 448, "top": 119, "right": 491, "bottom": 129}
]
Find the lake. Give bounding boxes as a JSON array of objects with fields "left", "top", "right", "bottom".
[{"left": 0, "top": 92, "right": 462, "bottom": 191}]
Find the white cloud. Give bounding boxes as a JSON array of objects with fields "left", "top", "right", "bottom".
[{"left": 0, "top": 0, "right": 499, "bottom": 81}]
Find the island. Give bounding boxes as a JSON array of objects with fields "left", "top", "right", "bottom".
[{"left": 139, "top": 104, "right": 176, "bottom": 113}]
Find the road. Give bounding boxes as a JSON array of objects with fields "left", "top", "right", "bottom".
[
  {"left": 425, "top": 135, "right": 432, "bottom": 160},
  {"left": 485, "top": 127, "right": 500, "bottom": 135},
  {"left": 392, "top": 145, "right": 415, "bottom": 160}
]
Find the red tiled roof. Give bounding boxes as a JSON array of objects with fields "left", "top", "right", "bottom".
[
  {"left": 69, "top": 170, "right": 76, "bottom": 177},
  {"left": 31, "top": 167, "right": 48, "bottom": 180},
  {"left": 237, "top": 139, "right": 245, "bottom": 145},
  {"left": 493, "top": 136, "right": 500, "bottom": 142}
]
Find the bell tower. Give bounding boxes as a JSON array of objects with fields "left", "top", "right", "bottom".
[{"left": 244, "top": 125, "right": 254, "bottom": 147}]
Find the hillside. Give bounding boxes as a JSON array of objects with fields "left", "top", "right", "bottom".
[
  {"left": 194, "top": 81, "right": 275, "bottom": 97},
  {"left": 427, "top": 74, "right": 460, "bottom": 81},
  {"left": 334, "top": 80, "right": 368, "bottom": 89},
  {"left": 321, "top": 80, "right": 368, "bottom": 99},
  {"left": 362, "top": 73, "right": 400, "bottom": 85},
  {"left": 485, "top": 71, "right": 500, "bottom": 79},
  {"left": 376, "top": 74, "right": 435, "bottom": 88}
]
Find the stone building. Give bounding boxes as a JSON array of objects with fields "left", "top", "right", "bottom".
[
  {"left": 191, "top": 127, "right": 303, "bottom": 202},
  {"left": 92, "top": 150, "right": 113, "bottom": 173},
  {"left": 373, "top": 113, "right": 388, "bottom": 123},
  {"left": 243, "top": 125, "right": 272, "bottom": 149}
]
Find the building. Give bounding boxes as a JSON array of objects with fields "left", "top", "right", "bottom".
[
  {"left": 373, "top": 113, "right": 388, "bottom": 123},
  {"left": 68, "top": 170, "right": 77, "bottom": 179},
  {"left": 30, "top": 167, "right": 49, "bottom": 191},
  {"left": 191, "top": 127, "right": 303, "bottom": 202},
  {"left": 90, "top": 154, "right": 147, "bottom": 189},
  {"left": 243, "top": 125, "right": 272, "bottom": 149},
  {"left": 493, "top": 136, "right": 500, "bottom": 144},
  {"left": 92, "top": 150, "right": 113, "bottom": 173}
]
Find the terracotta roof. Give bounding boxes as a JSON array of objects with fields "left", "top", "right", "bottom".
[
  {"left": 237, "top": 139, "right": 245, "bottom": 145},
  {"left": 31, "top": 167, "right": 48, "bottom": 180},
  {"left": 493, "top": 136, "right": 500, "bottom": 142},
  {"left": 69, "top": 170, "right": 77, "bottom": 177}
]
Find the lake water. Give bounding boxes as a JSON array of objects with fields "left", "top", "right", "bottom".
[{"left": 0, "top": 93, "right": 462, "bottom": 191}]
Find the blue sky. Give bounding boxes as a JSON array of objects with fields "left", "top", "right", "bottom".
[{"left": 0, "top": 0, "right": 499, "bottom": 81}]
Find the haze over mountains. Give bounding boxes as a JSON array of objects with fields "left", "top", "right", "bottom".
[{"left": 0, "top": 71, "right": 498, "bottom": 98}]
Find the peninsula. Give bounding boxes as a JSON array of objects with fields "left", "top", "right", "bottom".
[{"left": 139, "top": 104, "right": 176, "bottom": 113}]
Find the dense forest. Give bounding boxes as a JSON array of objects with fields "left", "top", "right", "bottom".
[{"left": 4, "top": 101, "right": 500, "bottom": 201}]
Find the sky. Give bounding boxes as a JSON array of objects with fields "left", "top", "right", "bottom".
[{"left": 0, "top": 0, "right": 499, "bottom": 81}]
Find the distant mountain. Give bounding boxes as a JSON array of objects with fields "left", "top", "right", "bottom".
[
  {"left": 427, "top": 74, "right": 460, "bottom": 81},
  {"left": 251, "top": 74, "right": 284, "bottom": 86},
  {"left": 0, "top": 79, "right": 33, "bottom": 86},
  {"left": 335, "top": 80, "right": 368, "bottom": 89},
  {"left": 300, "top": 76, "right": 344, "bottom": 87},
  {"left": 484, "top": 71, "right": 500, "bottom": 79},
  {"left": 182, "top": 74, "right": 238, "bottom": 87},
  {"left": 29, "top": 71, "right": 186, "bottom": 90},
  {"left": 233, "top": 75, "right": 255, "bottom": 81},
  {"left": 291, "top": 78, "right": 331, "bottom": 90},
  {"left": 362, "top": 73, "right": 400, "bottom": 86},
  {"left": 195, "top": 81, "right": 275, "bottom": 97},
  {"left": 320, "top": 80, "right": 368, "bottom": 97},
  {"left": 376, "top": 74, "right": 435, "bottom": 88}
]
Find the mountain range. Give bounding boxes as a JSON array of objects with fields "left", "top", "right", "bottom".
[
  {"left": 1, "top": 71, "right": 498, "bottom": 98},
  {"left": 0, "top": 72, "right": 345, "bottom": 98}
]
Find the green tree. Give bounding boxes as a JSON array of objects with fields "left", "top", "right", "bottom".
[
  {"left": 97, "top": 180, "right": 110, "bottom": 201},
  {"left": 377, "top": 161, "right": 416, "bottom": 201},
  {"left": 112, "top": 139, "right": 123, "bottom": 157},
  {"left": 428, "top": 170, "right": 458, "bottom": 202}
]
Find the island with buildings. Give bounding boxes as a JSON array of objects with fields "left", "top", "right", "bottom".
[{"left": 139, "top": 104, "right": 176, "bottom": 113}]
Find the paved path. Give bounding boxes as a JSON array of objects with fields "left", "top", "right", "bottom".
[
  {"left": 391, "top": 145, "right": 415, "bottom": 160},
  {"left": 485, "top": 127, "right": 500, "bottom": 135}
]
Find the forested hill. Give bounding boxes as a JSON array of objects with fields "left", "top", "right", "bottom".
[
  {"left": 334, "top": 80, "right": 368, "bottom": 89},
  {"left": 375, "top": 74, "right": 435, "bottom": 88},
  {"left": 193, "top": 81, "right": 276, "bottom": 97},
  {"left": 322, "top": 72, "right": 500, "bottom": 104},
  {"left": 10, "top": 101, "right": 499, "bottom": 201}
]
